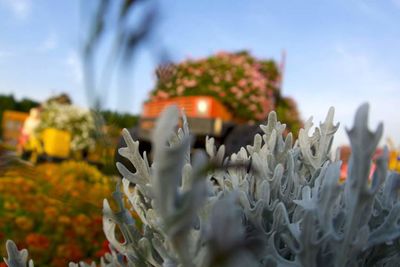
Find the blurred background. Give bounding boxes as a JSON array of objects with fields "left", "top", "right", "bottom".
[
  {"left": 1, "top": 0, "right": 399, "bottom": 147},
  {"left": 0, "top": 0, "right": 400, "bottom": 266}
]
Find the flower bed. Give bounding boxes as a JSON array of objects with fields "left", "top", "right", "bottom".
[{"left": 0, "top": 161, "right": 112, "bottom": 266}]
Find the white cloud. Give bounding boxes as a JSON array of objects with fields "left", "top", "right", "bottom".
[
  {"left": 38, "top": 33, "right": 58, "bottom": 51},
  {"left": 65, "top": 51, "right": 83, "bottom": 84},
  {"left": 1, "top": 0, "right": 32, "bottom": 20}
]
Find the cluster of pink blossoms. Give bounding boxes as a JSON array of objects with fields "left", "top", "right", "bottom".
[{"left": 151, "top": 51, "right": 281, "bottom": 121}]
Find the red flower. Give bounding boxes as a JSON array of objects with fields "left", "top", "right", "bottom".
[
  {"left": 95, "top": 240, "right": 111, "bottom": 258},
  {"left": 26, "top": 233, "right": 50, "bottom": 249}
]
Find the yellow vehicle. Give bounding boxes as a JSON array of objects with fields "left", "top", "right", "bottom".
[
  {"left": 23, "top": 128, "right": 71, "bottom": 163},
  {"left": 387, "top": 138, "right": 400, "bottom": 173},
  {"left": 24, "top": 128, "right": 108, "bottom": 165},
  {"left": 389, "top": 150, "right": 400, "bottom": 173},
  {"left": 25, "top": 128, "right": 109, "bottom": 166}
]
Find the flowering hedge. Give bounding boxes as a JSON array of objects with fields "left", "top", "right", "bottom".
[
  {"left": 0, "top": 161, "right": 112, "bottom": 266},
  {"left": 151, "top": 51, "right": 280, "bottom": 121}
]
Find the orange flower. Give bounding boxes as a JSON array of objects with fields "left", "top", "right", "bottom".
[
  {"left": 44, "top": 206, "right": 58, "bottom": 219},
  {"left": 26, "top": 233, "right": 50, "bottom": 249},
  {"left": 15, "top": 216, "right": 34, "bottom": 231},
  {"left": 56, "top": 243, "right": 83, "bottom": 262},
  {"left": 75, "top": 214, "right": 90, "bottom": 225},
  {"left": 58, "top": 215, "right": 71, "bottom": 225},
  {"left": 74, "top": 225, "right": 87, "bottom": 236},
  {"left": 1, "top": 161, "right": 112, "bottom": 266},
  {"left": 3, "top": 201, "right": 18, "bottom": 210}
]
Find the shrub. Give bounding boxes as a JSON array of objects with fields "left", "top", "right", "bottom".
[
  {"left": 3, "top": 104, "right": 400, "bottom": 266},
  {"left": 151, "top": 51, "right": 302, "bottom": 131},
  {"left": 37, "top": 103, "right": 97, "bottom": 152}
]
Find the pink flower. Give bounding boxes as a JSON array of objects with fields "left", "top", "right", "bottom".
[
  {"left": 230, "top": 86, "right": 239, "bottom": 94},
  {"left": 177, "top": 86, "right": 185, "bottom": 95},
  {"left": 225, "top": 73, "right": 232, "bottom": 82},
  {"left": 238, "top": 79, "right": 247, "bottom": 87},
  {"left": 183, "top": 79, "right": 197, "bottom": 87},
  {"left": 232, "top": 56, "right": 245, "bottom": 65},
  {"left": 194, "top": 68, "right": 204, "bottom": 76},
  {"left": 157, "top": 91, "right": 169, "bottom": 99},
  {"left": 210, "top": 85, "right": 219, "bottom": 91},
  {"left": 216, "top": 51, "right": 229, "bottom": 58},
  {"left": 256, "top": 112, "right": 265, "bottom": 120},
  {"left": 249, "top": 104, "right": 257, "bottom": 111}
]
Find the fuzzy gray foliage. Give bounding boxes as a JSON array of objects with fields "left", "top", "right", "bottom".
[
  {"left": 3, "top": 104, "right": 400, "bottom": 267},
  {"left": 2, "top": 240, "right": 34, "bottom": 267}
]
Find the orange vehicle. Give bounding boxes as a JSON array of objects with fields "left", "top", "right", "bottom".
[
  {"left": 115, "top": 95, "right": 265, "bottom": 168},
  {"left": 140, "top": 96, "right": 232, "bottom": 138},
  {"left": 1, "top": 110, "right": 29, "bottom": 148}
]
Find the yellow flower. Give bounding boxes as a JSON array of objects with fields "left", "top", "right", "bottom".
[
  {"left": 74, "top": 225, "right": 87, "bottom": 235},
  {"left": 75, "top": 214, "right": 90, "bottom": 225},
  {"left": 3, "top": 201, "right": 18, "bottom": 210},
  {"left": 44, "top": 206, "right": 58, "bottom": 219},
  {"left": 58, "top": 215, "right": 71, "bottom": 225},
  {"left": 71, "top": 191, "right": 79, "bottom": 197},
  {"left": 15, "top": 216, "right": 34, "bottom": 231}
]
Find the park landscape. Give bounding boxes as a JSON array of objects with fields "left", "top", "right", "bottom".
[{"left": 1, "top": 1, "right": 400, "bottom": 266}]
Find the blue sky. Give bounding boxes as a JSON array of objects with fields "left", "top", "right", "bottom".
[{"left": 0, "top": 0, "right": 399, "bottom": 147}]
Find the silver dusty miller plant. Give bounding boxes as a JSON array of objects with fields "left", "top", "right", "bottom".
[{"left": 3, "top": 103, "right": 400, "bottom": 266}]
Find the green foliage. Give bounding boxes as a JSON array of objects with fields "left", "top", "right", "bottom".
[
  {"left": 275, "top": 96, "right": 303, "bottom": 136},
  {"left": 100, "top": 110, "right": 139, "bottom": 130},
  {"left": 45, "top": 94, "right": 72, "bottom": 105}
]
